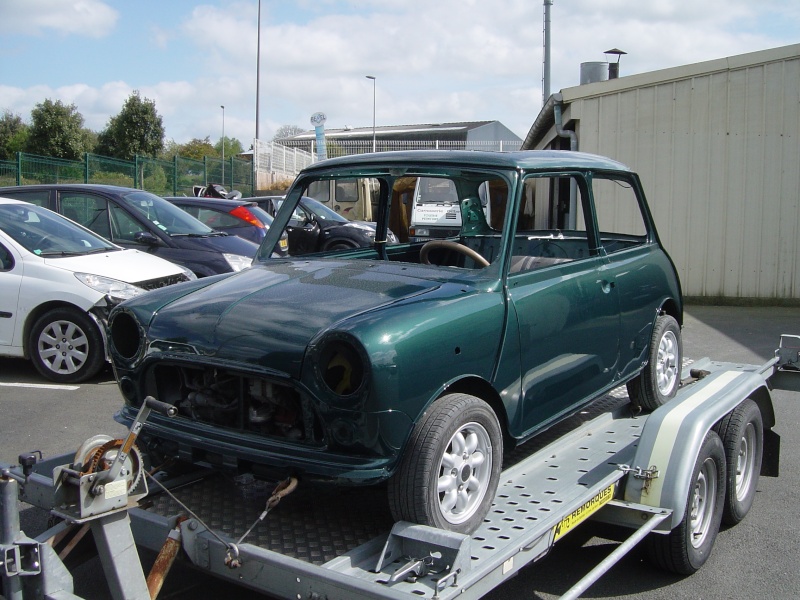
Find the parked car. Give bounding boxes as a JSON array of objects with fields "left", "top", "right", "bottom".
[
  {"left": 164, "top": 196, "right": 274, "bottom": 245},
  {"left": 0, "top": 198, "right": 195, "bottom": 382},
  {"left": 0, "top": 185, "right": 259, "bottom": 277},
  {"left": 108, "top": 150, "right": 683, "bottom": 534},
  {"left": 254, "top": 195, "right": 398, "bottom": 253}
]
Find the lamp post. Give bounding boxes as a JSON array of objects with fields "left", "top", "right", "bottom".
[
  {"left": 220, "top": 105, "right": 225, "bottom": 185},
  {"left": 365, "top": 75, "right": 376, "bottom": 152}
]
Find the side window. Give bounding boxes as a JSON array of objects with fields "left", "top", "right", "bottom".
[
  {"left": 0, "top": 242, "right": 14, "bottom": 271},
  {"left": 60, "top": 193, "right": 112, "bottom": 239},
  {"left": 109, "top": 203, "right": 145, "bottom": 242},
  {"left": 187, "top": 207, "right": 239, "bottom": 229},
  {"left": 591, "top": 177, "right": 648, "bottom": 253},
  {"left": 510, "top": 175, "right": 590, "bottom": 274},
  {"left": 0, "top": 190, "right": 50, "bottom": 207}
]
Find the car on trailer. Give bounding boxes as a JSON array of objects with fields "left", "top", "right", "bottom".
[{"left": 108, "top": 150, "right": 684, "bottom": 534}]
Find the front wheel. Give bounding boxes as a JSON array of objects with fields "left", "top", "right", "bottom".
[
  {"left": 28, "top": 307, "right": 105, "bottom": 383},
  {"left": 645, "top": 431, "right": 726, "bottom": 575},
  {"left": 628, "top": 313, "right": 682, "bottom": 411},
  {"left": 388, "top": 394, "right": 502, "bottom": 534}
]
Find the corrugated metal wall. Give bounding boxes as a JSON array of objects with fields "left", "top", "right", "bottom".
[{"left": 557, "top": 47, "right": 800, "bottom": 301}]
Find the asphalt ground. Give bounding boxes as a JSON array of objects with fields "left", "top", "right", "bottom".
[{"left": 1, "top": 305, "right": 799, "bottom": 599}]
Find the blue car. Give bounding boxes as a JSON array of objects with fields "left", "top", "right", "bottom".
[{"left": 0, "top": 184, "right": 259, "bottom": 277}]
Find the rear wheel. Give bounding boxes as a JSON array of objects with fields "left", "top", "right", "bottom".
[
  {"left": 388, "top": 393, "right": 502, "bottom": 534},
  {"left": 645, "top": 431, "right": 725, "bottom": 574},
  {"left": 714, "top": 399, "right": 763, "bottom": 525},
  {"left": 628, "top": 314, "right": 682, "bottom": 411},
  {"left": 28, "top": 307, "right": 105, "bottom": 383}
]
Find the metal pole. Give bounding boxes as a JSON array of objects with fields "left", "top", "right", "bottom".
[
  {"left": 1, "top": 476, "right": 23, "bottom": 599},
  {"left": 366, "top": 75, "right": 376, "bottom": 152},
  {"left": 543, "top": 0, "right": 552, "bottom": 105},
  {"left": 256, "top": 0, "right": 261, "bottom": 141},
  {"left": 220, "top": 105, "right": 225, "bottom": 185}
]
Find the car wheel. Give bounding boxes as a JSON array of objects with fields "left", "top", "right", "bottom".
[
  {"left": 627, "top": 313, "right": 682, "bottom": 411},
  {"left": 645, "top": 431, "right": 725, "bottom": 575},
  {"left": 713, "top": 399, "right": 763, "bottom": 525},
  {"left": 28, "top": 308, "right": 105, "bottom": 383},
  {"left": 388, "top": 393, "right": 502, "bottom": 534},
  {"left": 324, "top": 241, "right": 357, "bottom": 251}
]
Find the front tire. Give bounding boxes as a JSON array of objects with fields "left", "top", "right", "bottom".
[
  {"left": 714, "top": 399, "right": 763, "bottom": 525},
  {"left": 28, "top": 307, "right": 105, "bottom": 383},
  {"left": 388, "top": 394, "right": 502, "bottom": 534},
  {"left": 628, "top": 313, "right": 682, "bottom": 411},
  {"left": 645, "top": 431, "right": 726, "bottom": 575}
]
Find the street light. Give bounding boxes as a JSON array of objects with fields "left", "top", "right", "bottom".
[
  {"left": 365, "top": 75, "right": 376, "bottom": 152},
  {"left": 220, "top": 105, "right": 225, "bottom": 185}
]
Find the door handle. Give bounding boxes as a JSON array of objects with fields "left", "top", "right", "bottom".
[{"left": 599, "top": 280, "right": 615, "bottom": 294}]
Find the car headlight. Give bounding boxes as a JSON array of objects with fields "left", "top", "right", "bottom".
[
  {"left": 179, "top": 265, "right": 198, "bottom": 281},
  {"left": 75, "top": 272, "right": 145, "bottom": 303},
  {"left": 315, "top": 336, "right": 368, "bottom": 397},
  {"left": 223, "top": 252, "right": 253, "bottom": 272}
]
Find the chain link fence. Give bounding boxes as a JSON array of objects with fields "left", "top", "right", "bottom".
[{"left": 4, "top": 152, "right": 254, "bottom": 196}]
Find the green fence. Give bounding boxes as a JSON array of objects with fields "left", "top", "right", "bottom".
[{"left": 4, "top": 152, "right": 253, "bottom": 196}]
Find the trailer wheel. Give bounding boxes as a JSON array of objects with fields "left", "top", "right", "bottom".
[
  {"left": 714, "top": 399, "right": 763, "bottom": 525},
  {"left": 388, "top": 393, "right": 502, "bottom": 534},
  {"left": 645, "top": 431, "right": 725, "bottom": 575},
  {"left": 28, "top": 307, "right": 105, "bottom": 383},
  {"left": 627, "top": 314, "right": 682, "bottom": 411}
]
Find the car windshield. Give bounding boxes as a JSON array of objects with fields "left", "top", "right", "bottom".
[
  {"left": 257, "top": 165, "right": 512, "bottom": 269},
  {"left": 120, "top": 191, "right": 215, "bottom": 236},
  {"left": 0, "top": 202, "right": 118, "bottom": 256}
]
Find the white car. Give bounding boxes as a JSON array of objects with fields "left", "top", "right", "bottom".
[{"left": 0, "top": 198, "right": 195, "bottom": 383}]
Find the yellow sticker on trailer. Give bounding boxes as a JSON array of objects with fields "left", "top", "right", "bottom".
[{"left": 553, "top": 483, "right": 615, "bottom": 541}]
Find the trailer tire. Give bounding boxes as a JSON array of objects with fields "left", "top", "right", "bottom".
[
  {"left": 388, "top": 393, "right": 502, "bottom": 534},
  {"left": 645, "top": 431, "right": 725, "bottom": 575},
  {"left": 714, "top": 399, "right": 763, "bottom": 525},
  {"left": 627, "top": 314, "right": 682, "bottom": 411}
]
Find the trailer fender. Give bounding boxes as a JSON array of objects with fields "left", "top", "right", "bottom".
[{"left": 623, "top": 366, "right": 773, "bottom": 530}]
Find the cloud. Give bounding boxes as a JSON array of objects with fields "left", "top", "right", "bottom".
[{"left": 0, "top": 0, "right": 118, "bottom": 38}]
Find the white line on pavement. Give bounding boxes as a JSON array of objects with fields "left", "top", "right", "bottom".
[{"left": 0, "top": 382, "right": 79, "bottom": 391}]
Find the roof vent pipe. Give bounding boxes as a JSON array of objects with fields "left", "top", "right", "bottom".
[{"left": 604, "top": 48, "right": 626, "bottom": 79}]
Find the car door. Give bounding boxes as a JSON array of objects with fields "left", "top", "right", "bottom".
[
  {"left": 506, "top": 173, "right": 621, "bottom": 436},
  {"left": 285, "top": 204, "right": 321, "bottom": 255},
  {"left": 0, "top": 239, "right": 22, "bottom": 348}
]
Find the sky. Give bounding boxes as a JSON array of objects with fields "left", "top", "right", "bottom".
[{"left": 1, "top": 0, "right": 798, "bottom": 146}]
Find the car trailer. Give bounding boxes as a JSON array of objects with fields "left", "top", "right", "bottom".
[{"left": 2, "top": 335, "right": 799, "bottom": 600}]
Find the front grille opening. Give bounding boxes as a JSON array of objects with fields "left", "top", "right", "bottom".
[
  {"left": 136, "top": 273, "right": 191, "bottom": 290},
  {"left": 151, "top": 364, "right": 323, "bottom": 445}
]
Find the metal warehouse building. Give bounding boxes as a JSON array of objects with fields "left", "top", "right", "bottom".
[{"left": 523, "top": 43, "right": 800, "bottom": 303}]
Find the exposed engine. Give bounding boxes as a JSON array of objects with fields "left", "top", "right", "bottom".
[{"left": 171, "top": 367, "right": 313, "bottom": 442}]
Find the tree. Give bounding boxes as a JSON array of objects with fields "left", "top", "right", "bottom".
[
  {"left": 214, "top": 136, "right": 244, "bottom": 158},
  {"left": 174, "top": 137, "right": 216, "bottom": 161},
  {"left": 272, "top": 124, "right": 306, "bottom": 140},
  {"left": 96, "top": 91, "right": 165, "bottom": 159},
  {"left": 24, "top": 99, "right": 89, "bottom": 160},
  {"left": 0, "top": 111, "right": 29, "bottom": 160}
]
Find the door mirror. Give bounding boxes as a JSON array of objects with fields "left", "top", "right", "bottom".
[{"left": 133, "top": 231, "right": 161, "bottom": 246}]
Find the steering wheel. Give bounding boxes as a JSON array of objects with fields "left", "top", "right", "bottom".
[{"left": 420, "top": 240, "right": 490, "bottom": 268}]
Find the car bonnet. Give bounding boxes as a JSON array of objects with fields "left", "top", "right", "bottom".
[
  {"left": 142, "top": 260, "right": 443, "bottom": 377},
  {"left": 44, "top": 249, "right": 183, "bottom": 283}
]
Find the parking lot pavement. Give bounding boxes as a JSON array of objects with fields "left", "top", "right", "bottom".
[{"left": 2, "top": 305, "right": 800, "bottom": 599}]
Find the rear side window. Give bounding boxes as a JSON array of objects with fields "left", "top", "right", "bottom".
[
  {"left": 591, "top": 176, "right": 648, "bottom": 253},
  {"left": 0, "top": 189, "right": 50, "bottom": 207},
  {"left": 59, "top": 193, "right": 112, "bottom": 239},
  {"left": 0, "top": 242, "right": 14, "bottom": 270}
]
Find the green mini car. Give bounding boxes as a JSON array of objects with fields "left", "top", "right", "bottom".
[{"left": 109, "top": 150, "right": 683, "bottom": 533}]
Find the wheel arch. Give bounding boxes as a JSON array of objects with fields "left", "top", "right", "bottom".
[
  {"left": 623, "top": 368, "right": 773, "bottom": 529},
  {"left": 660, "top": 297, "right": 683, "bottom": 327},
  {"left": 441, "top": 376, "right": 512, "bottom": 446}
]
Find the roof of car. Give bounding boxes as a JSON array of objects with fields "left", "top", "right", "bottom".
[
  {"left": 0, "top": 184, "right": 143, "bottom": 193},
  {"left": 300, "top": 150, "right": 632, "bottom": 174}
]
